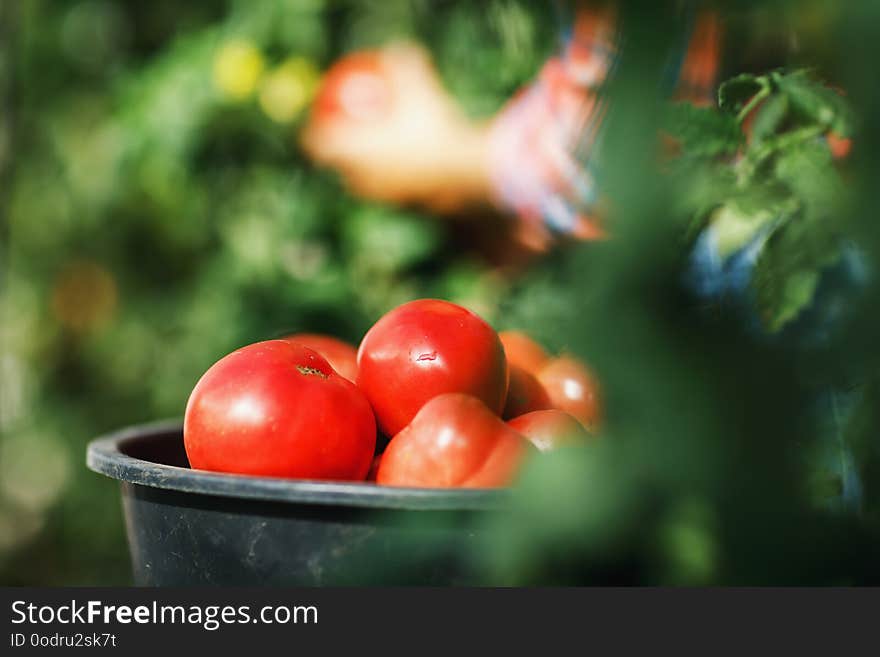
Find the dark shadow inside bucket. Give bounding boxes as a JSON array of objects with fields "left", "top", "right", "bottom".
[{"left": 119, "top": 430, "right": 191, "bottom": 468}]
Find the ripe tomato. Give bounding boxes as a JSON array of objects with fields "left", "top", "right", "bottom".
[
  {"left": 538, "top": 355, "right": 601, "bottom": 430},
  {"left": 357, "top": 299, "right": 508, "bottom": 437},
  {"left": 499, "top": 330, "right": 549, "bottom": 375},
  {"left": 184, "top": 340, "right": 375, "bottom": 480},
  {"left": 313, "top": 51, "right": 391, "bottom": 124},
  {"left": 282, "top": 333, "right": 358, "bottom": 382},
  {"left": 503, "top": 364, "right": 552, "bottom": 419},
  {"left": 377, "top": 393, "right": 535, "bottom": 488},
  {"left": 508, "top": 409, "right": 592, "bottom": 452}
]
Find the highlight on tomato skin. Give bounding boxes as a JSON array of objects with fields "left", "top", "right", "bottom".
[
  {"left": 281, "top": 332, "right": 359, "bottom": 382},
  {"left": 537, "top": 355, "right": 602, "bottom": 430},
  {"left": 357, "top": 298, "right": 509, "bottom": 438},
  {"left": 508, "top": 409, "right": 592, "bottom": 452},
  {"left": 376, "top": 393, "right": 536, "bottom": 489},
  {"left": 184, "top": 340, "right": 376, "bottom": 481},
  {"left": 499, "top": 330, "right": 550, "bottom": 376}
]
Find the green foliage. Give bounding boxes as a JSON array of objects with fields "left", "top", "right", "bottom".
[
  {"left": 668, "top": 69, "right": 853, "bottom": 331},
  {"left": 2, "top": 0, "right": 877, "bottom": 587},
  {"left": 775, "top": 70, "right": 854, "bottom": 137},
  {"left": 664, "top": 103, "right": 742, "bottom": 157},
  {"left": 342, "top": 206, "right": 441, "bottom": 274},
  {"left": 0, "top": 0, "right": 542, "bottom": 585},
  {"left": 491, "top": 8, "right": 878, "bottom": 584},
  {"left": 717, "top": 72, "right": 766, "bottom": 115}
]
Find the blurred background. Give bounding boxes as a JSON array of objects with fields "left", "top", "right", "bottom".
[{"left": 1, "top": 0, "right": 878, "bottom": 585}]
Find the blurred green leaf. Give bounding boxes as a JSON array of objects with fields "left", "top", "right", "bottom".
[
  {"left": 774, "top": 138, "right": 842, "bottom": 220},
  {"left": 775, "top": 70, "right": 854, "bottom": 137},
  {"left": 750, "top": 93, "right": 788, "bottom": 146},
  {"left": 343, "top": 206, "right": 442, "bottom": 274},
  {"left": 753, "top": 211, "right": 842, "bottom": 332},
  {"left": 665, "top": 103, "right": 743, "bottom": 157},
  {"left": 718, "top": 72, "right": 763, "bottom": 114}
]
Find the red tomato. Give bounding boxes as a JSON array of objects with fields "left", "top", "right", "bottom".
[
  {"left": 357, "top": 299, "right": 508, "bottom": 437},
  {"left": 313, "top": 51, "right": 391, "bottom": 124},
  {"left": 377, "top": 393, "right": 535, "bottom": 488},
  {"left": 499, "top": 330, "right": 550, "bottom": 375},
  {"left": 184, "top": 340, "right": 375, "bottom": 480},
  {"left": 282, "top": 333, "right": 358, "bottom": 382},
  {"left": 538, "top": 355, "right": 601, "bottom": 430},
  {"left": 508, "top": 409, "right": 592, "bottom": 452},
  {"left": 503, "top": 364, "right": 552, "bottom": 419}
]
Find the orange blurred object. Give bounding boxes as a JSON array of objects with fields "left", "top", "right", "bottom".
[
  {"left": 51, "top": 260, "right": 118, "bottom": 333},
  {"left": 675, "top": 12, "right": 722, "bottom": 106},
  {"left": 281, "top": 333, "right": 358, "bottom": 382},
  {"left": 499, "top": 330, "right": 550, "bottom": 375},
  {"left": 827, "top": 132, "right": 853, "bottom": 160},
  {"left": 508, "top": 409, "right": 592, "bottom": 452},
  {"left": 302, "top": 44, "right": 492, "bottom": 214},
  {"left": 537, "top": 355, "right": 601, "bottom": 430},
  {"left": 312, "top": 51, "right": 391, "bottom": 123},
  {"left": 503, "top": 364, "right": 553, "bottom": 419}
]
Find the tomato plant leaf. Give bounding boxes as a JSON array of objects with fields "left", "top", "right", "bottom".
[
  {"left": 677, "top": 70, "right": 854, "bottom": 333},
  {"left": 665, "top": 103, "right": 743, "bottom": 157},
  {"left": 753, "top": 203, "right": 843, "bottom": 332},
  {"left": 749, "top": 93, "right": 788, "bottom": 147},
  {"left": 774, "top": 139, "right": 842, "bottom": 222},
  {"left": 775, "top": 70, "right": 854, "bottom": 137}
]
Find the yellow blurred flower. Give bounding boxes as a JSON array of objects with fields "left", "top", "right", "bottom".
[
  {"left": 258, "top": 57, "right": 320, "bottom": 124},
  {"left": 213, "top": 39, "right": 265, "bottom": 100}
]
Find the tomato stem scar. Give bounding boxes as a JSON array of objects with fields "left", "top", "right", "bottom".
[{"left": 297, "top": 365, "right": 328, "bottom": 378}]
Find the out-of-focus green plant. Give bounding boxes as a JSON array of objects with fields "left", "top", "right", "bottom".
[
  {"left": 1, "top": 0, "right": 878, "bottom": 586},
  {"left": 666, "top": 68, "right": 854, "bottom": 332},
  {"left": 483, "top": 0, "right": 880, "bottom": 585}
]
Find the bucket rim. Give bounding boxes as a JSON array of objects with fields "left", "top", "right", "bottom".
[{"left": 86, "top": 420, "right": 509, "bottom": 511}]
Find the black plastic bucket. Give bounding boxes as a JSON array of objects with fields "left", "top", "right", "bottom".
[{"left": 86, "top": 421, "right": 507, "bottom": 585}]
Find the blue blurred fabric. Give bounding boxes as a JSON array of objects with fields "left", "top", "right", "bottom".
[{"left": 686, "top": 223, "right": 869, "bottom": 511}]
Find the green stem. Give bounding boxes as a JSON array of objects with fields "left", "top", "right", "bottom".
[
  {"left": 736, "top": 81, "right": 771, "bottom": 125},
  {"left": 736, "top": 124, "right": 826, "bottom": 183}
]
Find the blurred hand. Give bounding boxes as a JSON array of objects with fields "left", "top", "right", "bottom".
[{"left": 301, "top": 43, "right": 492, "bottom": 213}]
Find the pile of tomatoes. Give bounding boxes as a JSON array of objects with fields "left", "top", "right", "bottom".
[{"left": 184, "top": 299, "right": 600, "bottom": 488}]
